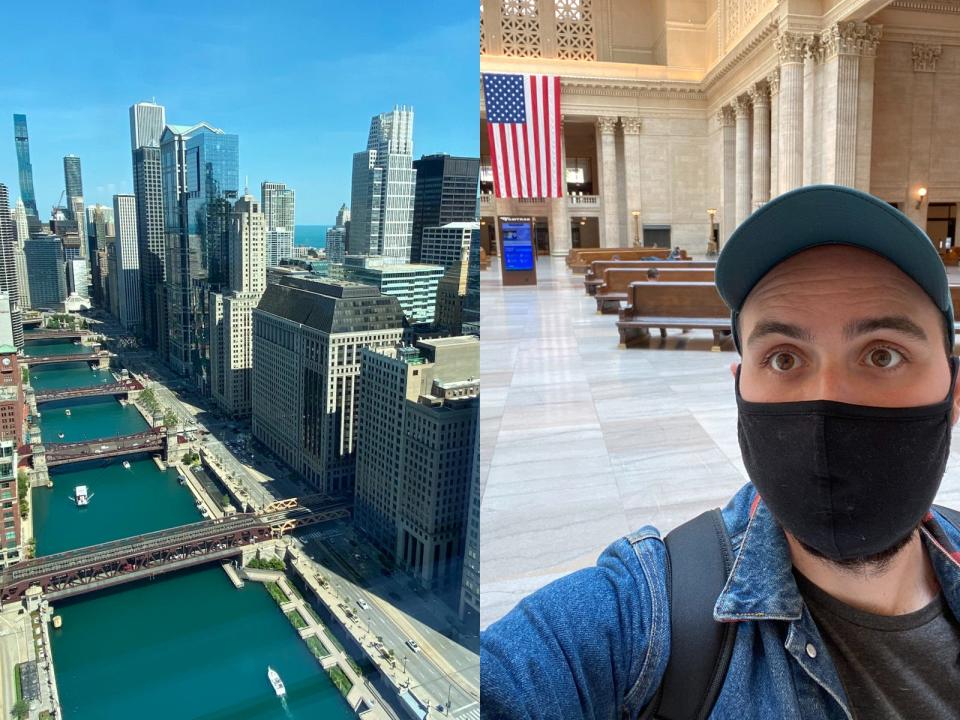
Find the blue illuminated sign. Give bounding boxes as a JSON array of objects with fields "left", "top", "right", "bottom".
[{"left": 502, "top": 221, "right": 534, "bottom": 271}]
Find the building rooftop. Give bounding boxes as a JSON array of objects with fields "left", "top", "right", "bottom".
[{"left": 429, "top": 222, "right": 480, "bottom": 231}]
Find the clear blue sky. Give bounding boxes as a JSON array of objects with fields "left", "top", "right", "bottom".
[{"left": 0, "top": 0, "right": 478, "bottom": 224}]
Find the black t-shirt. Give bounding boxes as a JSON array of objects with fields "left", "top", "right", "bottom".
[{"left": 795, "top": 570, "right": 960, "bottom": 719}]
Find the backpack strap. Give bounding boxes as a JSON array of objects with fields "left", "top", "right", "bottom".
[
  {"left": 638, "top": 509, "right": 737, "bottom": 720},
  {"left": 933, "top": 504, "right": 960, "bottom": 531}
]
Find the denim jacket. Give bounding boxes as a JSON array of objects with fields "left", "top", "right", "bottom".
[{"left": 480, "top": 483, "right": 960, "bottom": 719}]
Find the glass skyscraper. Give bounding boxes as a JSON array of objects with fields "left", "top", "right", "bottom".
[
  {"left": 24, "top": 236, "right": 67, "bottom": 310},
  {"left": 12, "top": 114, "right": 41, "bottom": 236},
  {"left": 63, "top": 155, "right": 83, "bottom": 207},
  {"left": 131, "top": 101, "right": 168, "bottom": 352},
  {"left": 160, "top": 122, "right": 238, "bottom": 385},
  {"left": 349, "top": 107, "right": 416, "bottom": 262},
  {"left": 410, "top": 154, "right": 480, "bottom": 263}
]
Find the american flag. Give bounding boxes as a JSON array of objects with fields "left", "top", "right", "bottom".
[{"left": 482, "top": 73, "right": 563, "bottom": 198}]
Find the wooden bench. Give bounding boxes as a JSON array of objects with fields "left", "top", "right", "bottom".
[
  {"left": 585, "top": 259, "right": 713, "bottom": 295},
  {"left": 596, "top": 268, "right": 715, "bottom": 313},
  {"left": 569, "top": 248, "right": 681, "bottom": 273},
  {"left": 617, "top": 282, "right": 732, "bottom": 350}
]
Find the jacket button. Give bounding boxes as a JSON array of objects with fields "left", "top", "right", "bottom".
[{"left": 805, "top": 643, "right": 817, "bottom": 658}]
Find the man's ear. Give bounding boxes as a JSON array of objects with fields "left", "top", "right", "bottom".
[{"left": 729, "top": 362, "right": 739, "bottom": 380}]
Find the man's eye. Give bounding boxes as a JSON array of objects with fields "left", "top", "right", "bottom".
[
  {"left": 770, "top": 352, "right": 800, "bottom": 372},
  {"left": 865, "top": 347, "right": 903, "bottom": 369}
]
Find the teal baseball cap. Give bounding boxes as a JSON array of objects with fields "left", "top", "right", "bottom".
[{"left": 715, "top": 184, "right": 953, "bottom": 354}]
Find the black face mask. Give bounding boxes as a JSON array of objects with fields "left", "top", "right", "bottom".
[{"left": 736, "top": 358, "right": 957, "bottom": 561}]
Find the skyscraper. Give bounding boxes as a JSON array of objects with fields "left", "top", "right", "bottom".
[
  {"left": 10, "top": 203, "right": 29, "bottom": 311},
  {"left": 460, "top": 420, "right": 480, "bottom": 620},
  {"left": 261, "top": 181, "right": 295, "bottom": 266},
  {"left": 326, "top": 204, "right": 350, "bottom": 265},
  {"left": 420, "top": 222, "right": 478, "bottom": 270},
  {"left": 434, "top": 247, "right": 470, "bottom": 334},
  {"left": 342, "top": 257, "right": 443, "bottom": 323},
  {"left": 410, "top": 154, "right": 480, "bottom": 263},
  {"left": 130, "top": 101, "right": 167, "bottom": 350},
  {"left": 24, "top": 236, "right": 67, "bottom": 310},
  {"left": 252, "top": 277, "right": 404, "bottom": 493},
  {"left": 210, "top": 195, "right": 266, "bottom": 417},
  {"left": 160, "top": 121, "right": 239, "bottom": 382},
  {"left": 12, "top": 115, "right": 41, "bottom": 237},
  {"left": 112, "top": 194, "right": 142, "bottom": 332},
  {"left": 63, "top": 155, "right": 83, "bottom": 210},
  {"left": 349, "top": 107, "right": 416, "bottom": 261},
  {"left": 0, "top": 186, "right": 23, "bottom": 348},
  {"left": 355, "top": 337, "right": 479, "bottom": 587},
  {"left": 86, "top": 204, "right": 113, "bottom": 305},
  {"left": 463, "top": 227, "right": 479, "bottom": 336}
]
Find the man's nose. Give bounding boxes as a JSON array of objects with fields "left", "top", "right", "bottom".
[{"left": 810, "top": 366, "right": 854, "bottom": 404}]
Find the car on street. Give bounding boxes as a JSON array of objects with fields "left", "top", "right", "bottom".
[
  {"left": 357, "top": 598, "right": 369, "bottom": 611},
  {"left": 406, "top": 639, "right": 421, "bottom": 653}
]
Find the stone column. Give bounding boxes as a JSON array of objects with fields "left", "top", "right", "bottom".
[
  {"left": 734, "top": 95, "right": 753, "bottom": 225},
  {"left": 803, "top": 34, "right": 823, "bottom": 185},
  {"left": 621, "top": 117, "right": 643, "bottom": 240},
  {"left": 750, "top": 82, "right": 771, "bottom": 210},
  {"left": 821, "top": 23, "right": 862, "bottom": 187},
  {"left": 775, "top": 31, "right": 806, "bottom": 192},
  {"left": 718, "top": 106, "right": 737, "bottom": 245},
  {"left": 855, "top": 25, "right": 883, "bottom": 191},
  {"left": 767, "top": 69, "right": 780, "bottom": 198},
  {"left": 550, "top": 114, "right": 571, "bottom": 256},
  {"left": 596, "top": 116, "right": 621, "bottom": 247}
]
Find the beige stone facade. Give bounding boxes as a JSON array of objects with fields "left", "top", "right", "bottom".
[{"left": 481, "top": 0, "right": 960, "bottom": 256}]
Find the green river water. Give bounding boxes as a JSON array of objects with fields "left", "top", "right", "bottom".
[{"left": 25, "top": 338, "right": 355, "bottom": 719}]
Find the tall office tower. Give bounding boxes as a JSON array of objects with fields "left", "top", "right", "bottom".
[
  {"left": 252, "top": 277, "right": 404, "bottom": 493},
  {"left": 160, "top": 121, "right": 239, "bottom": 383},
  {"left": 0, "top": 187, "right": 23, "bottom": 349},
  {"left": 325, "top": 226, "right": 346, "bottom": 264},
  {"left": 342, "top": 256, "right": 443, "bottom": 323},
  {"left": 69, "top": 197, "right": 87, "bottom": 258},
  {"left": 66, "top": 259, "right": 91, "bottom": 299},
  {"left": 460, "top": 420, "right": 480, "bottom": 620},
  {"left": 349, "top": 107, "right": 416, "bottom": 261},
  {"left": 336, "top": 203, "right": 350, "bottom": 228},
  {"left": 420, "top": 222, "right": 479, "bottom": 270},
  {"left": 12, "top": 201, "right": 28, "bottom": 248},
  {"left": 10, "top": 202, "right": 30, "bottom": 310},
  {"left": 354, "top": 336, "right": 479, "bottom": 587},
  {"left": 12, "top": 114, "right": 41, "bottom": 236},
  {"left": 24, "top": 236, "right": 67, "bottom": 309},
  {"left": 112, "top": 195, "right": 142, "bottom": 332},
  {"left": 86, "top": 204, "right": 113, "bottom": 304},
  {"left": 209, "top": 195, "right": 266, "bottom": 417},
  {"left": 261, "top": 181, "right": 295, "bottom": 266},
  {"left": 410, "top": 154, "right": 480, "bottom": 263},
  {"left": 106, "top": 239, "right": 119, "bottom": 320},
  {"left": 130, "top": 101, "right": 167, "bottom": 350},
  {"left": 63, "top": 155, "right": 83, "bottom": 213},
  {"left": 462, "top": 227, "right": 479, "bottom": 335},
  {"left": 434, "top": 248, "right": 470, "bottom": 334}
]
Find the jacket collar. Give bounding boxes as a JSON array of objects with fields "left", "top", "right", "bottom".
[{"left": 713, "top": 492, "right": 960, "bottom": 623}]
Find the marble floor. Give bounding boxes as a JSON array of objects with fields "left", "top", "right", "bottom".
[{"left": 480, "top": 257, "right": 960, "bottom": 630}]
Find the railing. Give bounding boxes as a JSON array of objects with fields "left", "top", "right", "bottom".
[{"left": 567, "top": 195, "right": 601, "bottom": 207}]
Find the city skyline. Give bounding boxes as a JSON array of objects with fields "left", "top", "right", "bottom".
[{"left": 0, "top": 1, "right": 477, "bottom": 225}]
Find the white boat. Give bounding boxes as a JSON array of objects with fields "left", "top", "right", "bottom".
[
  {"left": 267, "top": 666, "right": 286, "bottom": 697},
  {"left": 65, "top": 409, "right": 71, "bottom": 416},
  {"left": 57, "top": 432, "right": 64, "bottom": 439},
  {"left": 71, "top": 485, "right": 93, "bottom": 507},
  {"left": 122, "top": 461, "right": 131, "bottom": 469}
]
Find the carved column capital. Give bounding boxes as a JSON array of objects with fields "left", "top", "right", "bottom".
[
  {"left": 913, "top": 43, "right": 942, "bottom": 73},
  {"left": 822, "top": 21, "right": 884, "bottom": 60},
  {"left": 748, "top": 82, "right": 770, "bottom": 108},
  {"left": 766, "top": 68, "right": 781, "bottom": 97},
  {"left": 804, "top": 34, "right": 824, "bottom": 64},
  {"left": 620, "top": 117, "right": 642, "bottom": 135},
  {"left": 596, "top": 116, "right": 618, "bottom": 134},
  {"left": 734, "top": 95, "right": 752, "bottom": 119},
  {"left": 775, "top": 31, "right": 807, "bottom": 64},
  {"left": 716, "top": 105, "right": 736, "bottom": 128}
]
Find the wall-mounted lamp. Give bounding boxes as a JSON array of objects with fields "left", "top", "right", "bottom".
[
  {"left": 916, "top": 186, "right": 928, "bottom": 210},
  {"left": 579, "top": 218, "right": 586, "bottom": 226}
]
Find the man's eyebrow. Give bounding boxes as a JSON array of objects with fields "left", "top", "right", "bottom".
[
  {"left": 747, "top": 316, "right": 931, "bottom": 346},
  {"left": 746, "top": 320, "right": 813, "bottom": 346},
  {"left": 842, "top": 316, "right": 928, "bottom": 342}
]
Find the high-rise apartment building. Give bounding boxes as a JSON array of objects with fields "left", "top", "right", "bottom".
[
  {"left": 252, "top": 277, "right": 404, "bottom": 493},
  {"left": 209, "top": 195, "right": 266, "bottom": 417},
  {"left": 342, "top": 257, "right": 443, "bottom": 323},
  {"left": 420, "top": 222, "right": 479, "bottom": 270},
  {"left": 112, "top": 194, "right": 142, "bottom": 332},
  {"left": 24, "top": 236, "right": 67, "bottom": 309},
  {"left": 355, "top": 336, "right": 479, "bottom": 587},
  {"left": 410, "top": 154, "right": 480, "bottom": 263},
  {"left": 86, "top": 204, "right": 113, "bottom": 305},
  {"left": 434, "top": 249, "right": 470, "bottom": 335},
  {"left": 349, "top": 107, "right": 416, "bottom": 261},
  {"left": 160, "top": 121, "right": 239, "bottom": 383},
  {"left": 261, "top": 181, "right": 295, "bottom": 267},
  {"left": 10, "top": 202, "right": 30, "bottom": 309},
  {"left": 130, "top": 101, "right": 167, "bottom": 351},
  {"left": 66, "top": 259, "right": 91, "bottom": 299},
  {"left": 0, "top": 439, "right": 22, "bottom": 569},
  {"left": 460, "top": 420, "right": 480, "bottom": 620},
  {"left": 325, "top": 226, "right": 346, "bottom": 265},
  {"left": 63, "top": 155, "right": 83, "bottom": 211},
  {"left": 0, "top": 186, "right": 24, "bottom": 348},
  {"left": 12, "top": 114, "right": 41, "bottom": 236},
  {"left": 463, "top": 227, "right": 479, "bottom": 336}
]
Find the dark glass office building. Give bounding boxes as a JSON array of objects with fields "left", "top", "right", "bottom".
[
  {"left": 24, "top": 236, "right": 67, "bottom": 310},
  {"left": 410, "top": 154, "right": 480, "bottom": 263},
  {"left": 12, "top": 114, "right": 41, "bottom": 235}
]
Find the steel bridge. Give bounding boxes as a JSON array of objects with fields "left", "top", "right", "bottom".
[
  {"left": 22, "top": 352, "right": 111, "bottom": 367},
  {"left": 0, "top": 495, "right": 351, "bottom": 602},
  {"left": 35, "top": 380, "right": 142, "bottom": 405},
  {"left": 23, "top": 329, "right": 89, "bottom": 340},
  {"left": 43, "top": 428, "right": 165, "bottom": 467}
]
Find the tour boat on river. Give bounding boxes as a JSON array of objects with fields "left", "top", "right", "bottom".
[
  {"left": 267, "top": 666, "right": 286, "bottom": 697},
  {"left": 71, "top": 485, "right": 92, "bottom": 507}
]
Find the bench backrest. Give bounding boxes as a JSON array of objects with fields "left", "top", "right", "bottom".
[
  {"left": 570, "top": 248, "right": 673, "bottom": 270},
  {"left": 600, "top": 268, "right": 715, "bottom": 294},
  {"left": 624, "top": 281, "right": 730, "bottom": 319},
  {"left": 586, "top": 259, "right": 714, "bottom": 281}
]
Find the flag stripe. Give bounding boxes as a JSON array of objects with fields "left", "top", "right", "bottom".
[
  {"left": 487, "top": 123, "right": 502, "bottom": 198},
  {"left": 553, "top": 76, "right": 563, "bottom": 197},
  {"left": 529, "top": 76, "right": 542, "bottom": 197}
]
